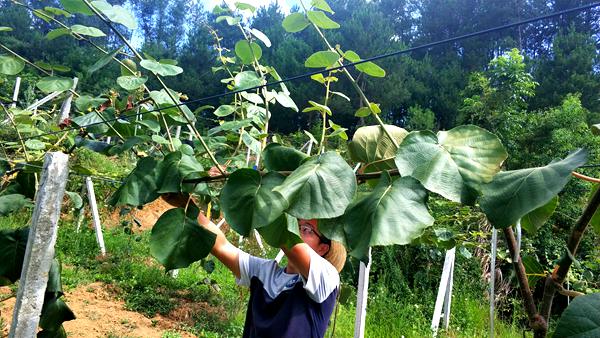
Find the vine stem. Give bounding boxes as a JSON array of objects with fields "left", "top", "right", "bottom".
[
  {"left": 81, "top": 0, "right": 224, "bottom": 173},
  {"left": 297, "top": 0, "right": 399, "bottom": 149},
  {"left": 502, "top": 226, "right": 547, "bottom": 337},
  {"left": 1, "top": 103, "right": 31, "bottom": 161},
  {"left": 319, "top": 74, "right": 333, "bottom": 154},
  {"left": 539, "top": 186, "right": 600, "bottom": 328}
]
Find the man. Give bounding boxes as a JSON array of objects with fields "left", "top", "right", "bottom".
[{"left": 198, "top": 213, "right": 346, "bottom": 338}]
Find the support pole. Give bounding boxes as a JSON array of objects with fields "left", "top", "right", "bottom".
[
  {"left": 58, "top": 77, "right": 78, "bottom": 125},
  {"left": 9, "top": 152, "right": 69, "bottom": 338},
  {"left": 489, "top": 228, "right": 498, "bottom": 338},
  {"left": 354, "top": 248, "right": 372, "bottom": 338},
  {"left": 10, "top": 77, "right": 21, "bottom": 108},
  {"left": 431, "top": 247, "right": 456, "bottom": 335},
  {"left": 85, "top": 177, "right": 106, "bottom": 256}
]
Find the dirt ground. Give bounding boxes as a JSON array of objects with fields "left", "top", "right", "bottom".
[
  {"left": 1, "top": 283, "right": 198, "bottom": 338},
  {"left": 0, "top": 194, "right": 218, "bottom": 338}
]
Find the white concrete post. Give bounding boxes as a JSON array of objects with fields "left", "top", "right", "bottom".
[
  {"left": 354, "top": 248, "right": 372, "bottom": 338},
  {"left": 431, "top": 247, "right": 456, "bottom": 335},
  {"left": 254, "top": 229, "right": 266, "bottom": 255},
  {"left": 306, "top": 140, "right": 313, "bottom": 156},
  {"left": 9, "top": 152, "right": 69, "bottom": 338},
  {"left": 490, "top": 228, "right": 498, "bottom": 338},
  {"left": 85, "top": 177, "right": 106, "bottom": 256},
  {"left": 58, "top": 77, "right": 78, "bottom": 125},
  {"left": 175, "top": 126, "right": 182, "bottom": 138},
  {"left": 10, "top": 77, "right": 21, "bottom": 108}
]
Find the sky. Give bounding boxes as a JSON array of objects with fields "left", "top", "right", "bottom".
[{"left": 200, "top": 0, "right": 299, "bottom": 15}]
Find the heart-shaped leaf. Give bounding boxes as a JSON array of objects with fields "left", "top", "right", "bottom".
[
  {"left": 306, "top": 10, "right": 340, "bottom": 29},
  {"left": 311, "top": 0, "right": 334, "bottom": 13},
  {"left": 235, "top": 40, "right": 262, "bottom": 64},
  {"left": 60, "top": 0, "right": 93, "bottom": 15},
  {"left": 0, "top": 56, "right": 25, "bottom": 75},
  {"left": 262, "top": 143, "right": 308, "bottom": 171},
  {"left": 396, "top": 125, "right": 508, "bottom": 204},
  {"left": 521, "top": 196, "right": 558, "bottom": 234},
  {"left": 117, "top": 75, "right": 147, "bottom": 91},
  {"left": 356, "top": 62, "right": 385, "bottom": 77},
  {"left": 257, "top": 213, "right": 302, "bottom": 248},
  {"left": 213, "top": 105, "right": 236, "bottom": 117},
  {"left": 480, "top": 149, "right": 588, "bottom": 229},
  {"left": 36, "top": 77, "right": 74, "bottom": 93},
  {"left": 25, "top": 139, "right": 46, "bottom": 150},
  {"left": 0, "top": 227, "right": 29, "bottom": 285},
  {"left": 109, "top": 157, "right": 161, "bottom": 206},
  {"left": 588, "top": 185, "right": 600, "bottom": 235},
  {"left": 39, "top": 297, "right": 75, "bottom": 331},
  {"left": 348, "top": 125, "right": 407, "bottom": 172},
  {"left": 553, "top": 293, "right": 600, "bottom": 338},
  {"left": 305, "top": 51, "right": 339, "bottom": 68},
  {"left": 234, "top": 71, "right": 263, "bottom": 90},
  {"left": 91, "top": 0, "right": 137, "bottom": 29},
  {"left": 71, "top": 110, "right": 112, "bottom": 134},
  {"left": 282, "top": 12, "right": 310, "bottom": 32},
  {"left": 157, "top": 151, "right": 204, "bottom": 194},
  {"left": 70, "top": 24, "right": 105, "bottom": 37},
  {"left": 140, "top": 59, "right": 183, "bottom": 76},
  {"left": 329, "top": 174, "right": 433, "bottom": 262},
  {"left": 150, "top": 205, "right": 216, "bottom": 271},
  {"left": 75, "top": 95, "right": 106, "bottom": 111},
  {"left": 273, "top": 152, "right": 356, "bottom": 219},
  {"left": 221, "top": 169, "right": 288, "bottom": 236},
  {"left": 46, "top": 28, "right": 71, "bottom": 40}
]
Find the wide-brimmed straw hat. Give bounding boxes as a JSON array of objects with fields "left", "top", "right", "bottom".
[
  {"left": 323, "top": 239, "right": 347, "bottom": 273},
  {"left": 305, "top": 219, "right": 346, "bottom": 273}
]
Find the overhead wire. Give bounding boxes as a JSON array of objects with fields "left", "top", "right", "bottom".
[{"left": 8, "top": 1, "right": 598, "bottom": 143}]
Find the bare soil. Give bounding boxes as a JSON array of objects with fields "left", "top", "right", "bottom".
[{"left": 1, "top": 283, "right": 198, "bottom": 338}]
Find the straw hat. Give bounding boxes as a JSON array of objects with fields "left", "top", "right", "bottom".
[{"left": 323, "top": 239, "right": 347, "bottom": 273}]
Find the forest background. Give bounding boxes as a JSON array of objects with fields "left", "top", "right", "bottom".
[{"left": 1, "top": 0, "right": 600, "bottom": 336}]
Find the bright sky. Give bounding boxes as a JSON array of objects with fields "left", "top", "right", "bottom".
[{"left": 200, "top": 0, "right": 299, "bottom": 15}]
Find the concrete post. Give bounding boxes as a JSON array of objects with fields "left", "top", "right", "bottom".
[{"left": 9, "top": 152, "right": 69, "bottom": 338}]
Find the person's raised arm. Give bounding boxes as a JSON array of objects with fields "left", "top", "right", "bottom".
[
  {"left": 198, "top": 212, "right": 241, "bottom": 278},
  {"left": 281, "top": 243, "right": 313, "bottom": 279}
]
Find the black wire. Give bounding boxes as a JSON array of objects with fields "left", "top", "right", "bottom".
[{"left": 16, "top": 1, "right": 600, "bottom": 142}]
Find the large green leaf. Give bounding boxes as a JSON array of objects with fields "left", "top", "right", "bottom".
[
  {"left": 306, "top": 10, "right": 340, "bottom": 29},
  {"left": 521, "top": 255, "right": 545, "bottom": 289},
  {"left": 0, "top": 194, "right": 29, "bottom": 216},
  {"left": 150, "top": 206, "right": 216, "bottom": 271},
  {"left": 88, "top": 47, "right": 121, "bottom": 73},
  {"left": 156, "top": 151, "right": 204, "bottom": 194},
  {"left": 70, "top": 24, "right": 105, "bottom": 37},
  {"left": 116, "top": 75, "right": 147, "bottom": 91},
  {"left": 356, "top": 62, "right": 385, "bottom": 77},
  {"left": 91, "top": 0, "right": 137, "bottom": 29},
  {"left": 348, "top": 125, "right": 407, "bottom": 172},
  {"left": 332, "top": 174, "right": 433, "bottom": 262},
  {"left": 221, "top": 170, "right": 288, "bottom": 236},
  {"left": 46, "top": 28, "right": 71, "bottom": 40},
  {"left": 282, "top": 12, "right": 310, "bottom": 32},
  {"left": 262, "top": 143, "right": 308, "bottom": 171},
  {"left": 213, "top": 104, "right": 236, "bottom": 117},
  {"left": 257, "top": 214, "right": 302, "bottom": 248},
  {"left": 234, "top": 71, "right": 263, "bottom": 91},
  {"left": 109, "top": 157, "right": 160, "bottom": 206},
  {"left": 235, "top": 40, "right": 262, "bottom": 65},
  {"left": 36, "top": 77, "right": 74, "bottom": 93},
  {"left": 74, "top": 95, "right": 106, "bottom": 111},
  {"left": 0, "top": 55, "right": 25, "bottom": 75},
  {"left": 553, "top": 293, "right": 600, "bottom": 338},
  {"left": 395, "top": 125, "right": 508, "bottom": 204},
  {"left": 0, "top": 227, "right": 29, "bottom": 285},
  {"left": 38, "top": 326, "right": 67, "bottom": 338},
  {"left": 273, "top": 152, "right": 356, "bottom": 219},
  {"left": 60, "top": 0, "right": 93, "bottom": 15},
  {"left": 249, "top": 28, "right": 271, "bottom": 47},
  {"left": 39, "top": 297, "right": 75, "bottom": 332},
  {"left": 140, "top": 59, "right": 183, "bottom": 76},
  {"left": 480, "top": 149, "right": 588, "bottom": 229},
  {"left": 311, "top": 0, "right": 334, "bottom": 13},
  {"left": 71, "top": 110, "right": 112, "bottom": 134},
  {"left": 305, "top": 51, "right": 339, "bottom": 68},
  {"left": 521, "top": 196, "right": 558, "bottom": 234}
]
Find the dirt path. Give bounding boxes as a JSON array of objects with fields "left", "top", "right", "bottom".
[{"left": 1, "top": 283, "right": 196, "bottom": 338}]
